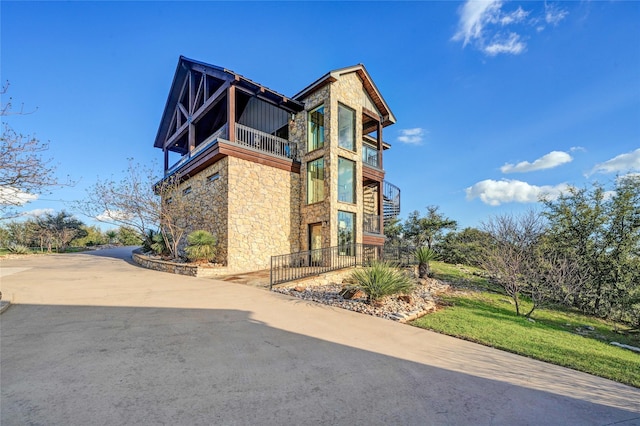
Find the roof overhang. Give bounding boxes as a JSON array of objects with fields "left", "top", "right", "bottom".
[
  {"left": 293, "top": 64, "right": 396, "bottom": 127},
  {"left": 154, "top": 56, "right": 303, "bottom": 149}
]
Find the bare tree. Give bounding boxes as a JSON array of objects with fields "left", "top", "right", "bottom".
[
  {"left": 78, "top": 160, "right": 207, "bottom": 260},
  {"left": 481, "top": 210, "right": 544, "bottom": 316},
  {"left": 0, "top": 82, "right": 66, "bottom": 218}
]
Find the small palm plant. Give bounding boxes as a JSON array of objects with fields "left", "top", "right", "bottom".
[
  {"left": 415, "top": 247, "right": 437, "bottom": 278},
  {"left": 184, "top": 230, "right": 217, "bottom": 263},
  {"left": 350, "top": 260, "right": 414, "bottom": 304}
]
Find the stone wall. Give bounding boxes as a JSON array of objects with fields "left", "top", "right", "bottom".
[
  {"left": 226, "top": 156, "right": 301, "bottom": 272},
  {"left": 175, "top": 158, "right": 229, "bottom": 264},
  {"left": 132, "top": 250, "right": 230, "bottom": 278}
]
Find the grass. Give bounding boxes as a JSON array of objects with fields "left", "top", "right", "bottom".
[{"left": 412, "top": 262, "right": 640, "bottom": 388}]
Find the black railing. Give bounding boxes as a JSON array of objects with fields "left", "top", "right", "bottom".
[
  {"left": 270, "top": 244, "right": 423, "bottom": 287},
  {"left": 383, "top": 180, "right": 401, "bottom": 221},
  {"left": 270, "top": 244, "right": 385, "bottom": 288},
  {"left": 364, "top": 213, "right": 381, "bottom": 234}
]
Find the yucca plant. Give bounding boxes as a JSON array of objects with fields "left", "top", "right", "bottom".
[
  {"left": 415, "top": 247, "right": 437, "bottom": 278},
  {"left": 151, "top": 231, "right": 170, "bottom": 256},
  {"left": 8, "top": 244, "right": 31, "bottom": 255},
  {"left": 350, "top": 260, "right": 414, "bottom": 303},
  {"left": 184, "top": 230, "right": 217, "bottom": 263}
]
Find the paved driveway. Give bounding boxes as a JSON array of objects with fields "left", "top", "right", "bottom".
[{"left": 1, "top": 248, "right": 639, "bottom": 425}]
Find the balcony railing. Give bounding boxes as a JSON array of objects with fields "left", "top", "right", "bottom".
[
  {"left": 364, "top": 213, "right": 381, "bottom": 234},
  {"left": 165, "top": 124, "right": 228, "bottom": 176},
  {"left": 363, "top": 144, "right": 379, "bottom": 168},
  {"left": 235, "top": 123, "right": 298, "bottom": 161}
]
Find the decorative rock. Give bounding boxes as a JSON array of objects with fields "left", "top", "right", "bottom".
[
  {"left": 397, "top": 295, "right": 413, "bottom": 304},
  {"left": 293, "top": 286, "right": 306, "bottom": 292},
  {"left": 340, "top": 287, "right": 365, "bottom": 300}
]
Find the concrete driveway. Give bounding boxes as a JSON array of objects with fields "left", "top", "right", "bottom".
[{"left": 1, "top": 247, "right": 639, "bottom": 425}]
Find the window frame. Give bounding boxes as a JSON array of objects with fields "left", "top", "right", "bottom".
[
  {"left": 307, "top": 157, "right": 325, "bottom": 204},
  {"left": 337, "top": 210, "right": 355, "bottom": 256},
  {"left": 338, "top": 103, "right": 356, "bottom": 151},
  {"left": 307, "top": 104, "right": 325, "bottom": 152},
  {"left": 337, "top": 157, "right": 356, "bottom": 204}
]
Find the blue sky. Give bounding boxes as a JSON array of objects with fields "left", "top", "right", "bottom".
[{"left": 2, "top": 1, "right": 639, "bottom": 230}]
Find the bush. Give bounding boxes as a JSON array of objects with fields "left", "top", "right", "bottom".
[
  {"left": 350, "top": 260, "right": 415, "bottom": 303},
  {"left": 184, "top": 230, "right": 217, "bottom": 263},
  {"left": 7, "top": 244, "right": 30, "bottom": 255},
  {"left": 415, "top": 247, "right": 437, "bottom": 278}
]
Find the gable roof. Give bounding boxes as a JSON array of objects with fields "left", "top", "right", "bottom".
[
  {"left": 154, "top": 56, "right": 303, "bottom": 149},
  {"left": 292, "top": 64, "right": 396, "bottom": 127}
]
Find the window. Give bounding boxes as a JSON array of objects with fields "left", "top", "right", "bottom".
[
  {"left": 308, "top": 105, "right": 324, "bottom": 151},
  {"left": 338, "top": 104, "right": 355, "bottom": 151},
  {"left": 208, "top": 172, "right": 220, "bottom": 182},
  {"left": 338, "top": 211, "right": 355, "bottom": 255},
  {"left": 307, "top": 158, "right": 324, "bottom": 204},
  {"left": 338, "top": 157, "right": 355, "bottom": 203}
]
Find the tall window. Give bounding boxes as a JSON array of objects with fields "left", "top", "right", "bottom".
[
  {"left": 307, "top": 158, "right": 324, "bottom": 204},
  {"left": 308, "top": 105, "right": 324, "bottom": 151},
  {"left": 338, "top": 103, "right": 355, "bottom": 151},
  {"left": 338, "top": 211, "right": 355, "bottom": 255},
  {"left": 338, "top": 157, "right": 355, "bottom": 203}
]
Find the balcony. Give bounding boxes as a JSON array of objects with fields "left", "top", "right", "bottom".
[
  {"left": 363, "top": 144, "right": 379, "bottom": 168},
  {"left": 364, "top": 213, "right": 381, "bottom": 234},
  {"left": 165, "top": 123, "right": 298, "bottom": 177}
]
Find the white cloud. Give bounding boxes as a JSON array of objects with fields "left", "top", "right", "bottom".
[
  {"left": 0, "top": 187, "right": 38, "bottom": 206},
  {"left": 499, "top": 7, "right": 529, "bottom": 25},
  {"left": 589, "top": 148, "right": 640, "bottom": 175},
  {"left": 483, "top": 32, "right": 526, "bottom": 56},
  {"left": 500, "top": 150, "right": 573, "bottom": 173},
  {"left": 452, "top": 0, "right": 503, "bottom": 47},
  {"left": 466, "top": 179, "right": 570, "bottom": 206},
  {"left": 397, "top": 128, "right": 426, "bottom": 145},
  {"left": 21, "top": 208, "right": 55, "bottom": 217},
  {"left": 545, "top": 2, "right": 569, "bottom": 25},
  {"left": 96, "top": 209, "right": 133, "bottom": 222},
  {"left": 453, "top": 1, "right": 568, "bottom": 56}
]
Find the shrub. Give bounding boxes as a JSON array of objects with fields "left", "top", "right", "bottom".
[
  {"left": 350, "top": 260, "right": 415, "bottom": 303},
  {"left": 151, "top": 232, "right": 170, "bottom": 256},
  {"left": 184, "top": 230, "right": 217, "bottom": 263},
  {"left": 415, "top": 247, "right": 437, "bottom": 278},
  {"left": 7, "top": 244, "right": 30, "bottom": 255}
]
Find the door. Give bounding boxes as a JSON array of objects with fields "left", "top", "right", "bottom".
[{"left": 309, "top": 223, "right": 322, "bottom": 265}]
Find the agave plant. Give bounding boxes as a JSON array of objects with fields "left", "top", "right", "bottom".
[
  {"left": 349, "top": 260, "right": 414, "bottom": 303},
  {"left": 184, "top": 230, "right": 217, "bottom": 263},
  {"left": 415, "top": 247, "right": 437, "bottom": 278}
]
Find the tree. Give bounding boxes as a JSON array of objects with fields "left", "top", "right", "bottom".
[
  {"left": 542, "top": 176, "right": 640, "bottom": 325},
  {"left": 403, "top": 206, "right": 457, "bottom": 249},
  {"left": 436, "top": 227, "right": 492, "bottom": 267},
  {"left": 71, "top": 225, "right": 107, "bottom": 247},
  {"left": 78, "top": 160, "right": 208, "bottom": 260},
  {"left": 0, "top": 82, "right": 66, "bottom": 219},
  {"left": 481, "top": 210, "right": 544, "bottom": 316},
  {"left": 35, "top": 211, "right": 86, "bottom": 252},
  {"left": 116, "top": 226, "right": 143, "bottom": 246}
]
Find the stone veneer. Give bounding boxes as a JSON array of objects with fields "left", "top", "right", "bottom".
[
  {"left": 226, "top": 156, "right": 300, "bottom": 272},
  {"left": 292, "top": 71, "right": 376, "bottom": 252}
]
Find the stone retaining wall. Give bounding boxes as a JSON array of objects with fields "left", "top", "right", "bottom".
[{"left": 132, "top": 251, "right": 230, "bottom": 278}]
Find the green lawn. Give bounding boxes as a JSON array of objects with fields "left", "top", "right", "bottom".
[{"left": 411, "top": 262, "right": 640, "bottom": 388}]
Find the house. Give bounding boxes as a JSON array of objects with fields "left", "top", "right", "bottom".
[{"left": 153, "top": 56, "right": 401, "bottom": 274}]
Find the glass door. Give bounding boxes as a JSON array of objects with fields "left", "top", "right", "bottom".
[{"left": 309, "top": 223, "right": 322, "bottom": 265}]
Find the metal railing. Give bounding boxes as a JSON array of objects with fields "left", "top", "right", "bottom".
[
  {"left": 165, "top": 124, "right": 228, "bottom": 176},
  {"left": 364, "top": 213, "right": 381, "bottom": 234},
  {"left": 270, "top": 244, "right": 385, "bottom": 288},
  {"left": 235, "top": 123, "right": 298, "bottom": 160},
  {"left": 363, "top": 144, "right": 379, "bottom": 168},
  {"left": 270, "top": 244, "right": 422, "bottom": 287},
  {"left": 383, "top": 180, "right": 401, "bottom": 220}
]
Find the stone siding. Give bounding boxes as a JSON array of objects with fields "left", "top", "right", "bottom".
[
  {"left": 226, "top": 156, "right": 301, "bottom": 272},
  {"left": 175, "top": 158, "right": 229, "bottom": 264}
]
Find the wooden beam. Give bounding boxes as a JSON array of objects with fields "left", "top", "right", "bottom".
[
  {"left": 227, "top": 85, "right": 236, "bottom": 143},
  {"left": 192, "top": 81, "right": 230, "bottom": 124},
  {"left": 377, "top": 120, "right": 383, "bottom": 169},
  {"left": 164, "top": 122, "right": 189, "bottom": 149}
]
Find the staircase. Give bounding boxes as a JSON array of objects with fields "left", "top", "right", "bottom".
[{"left": 383, "top": 181, "right": 401, "bottom": 225}]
